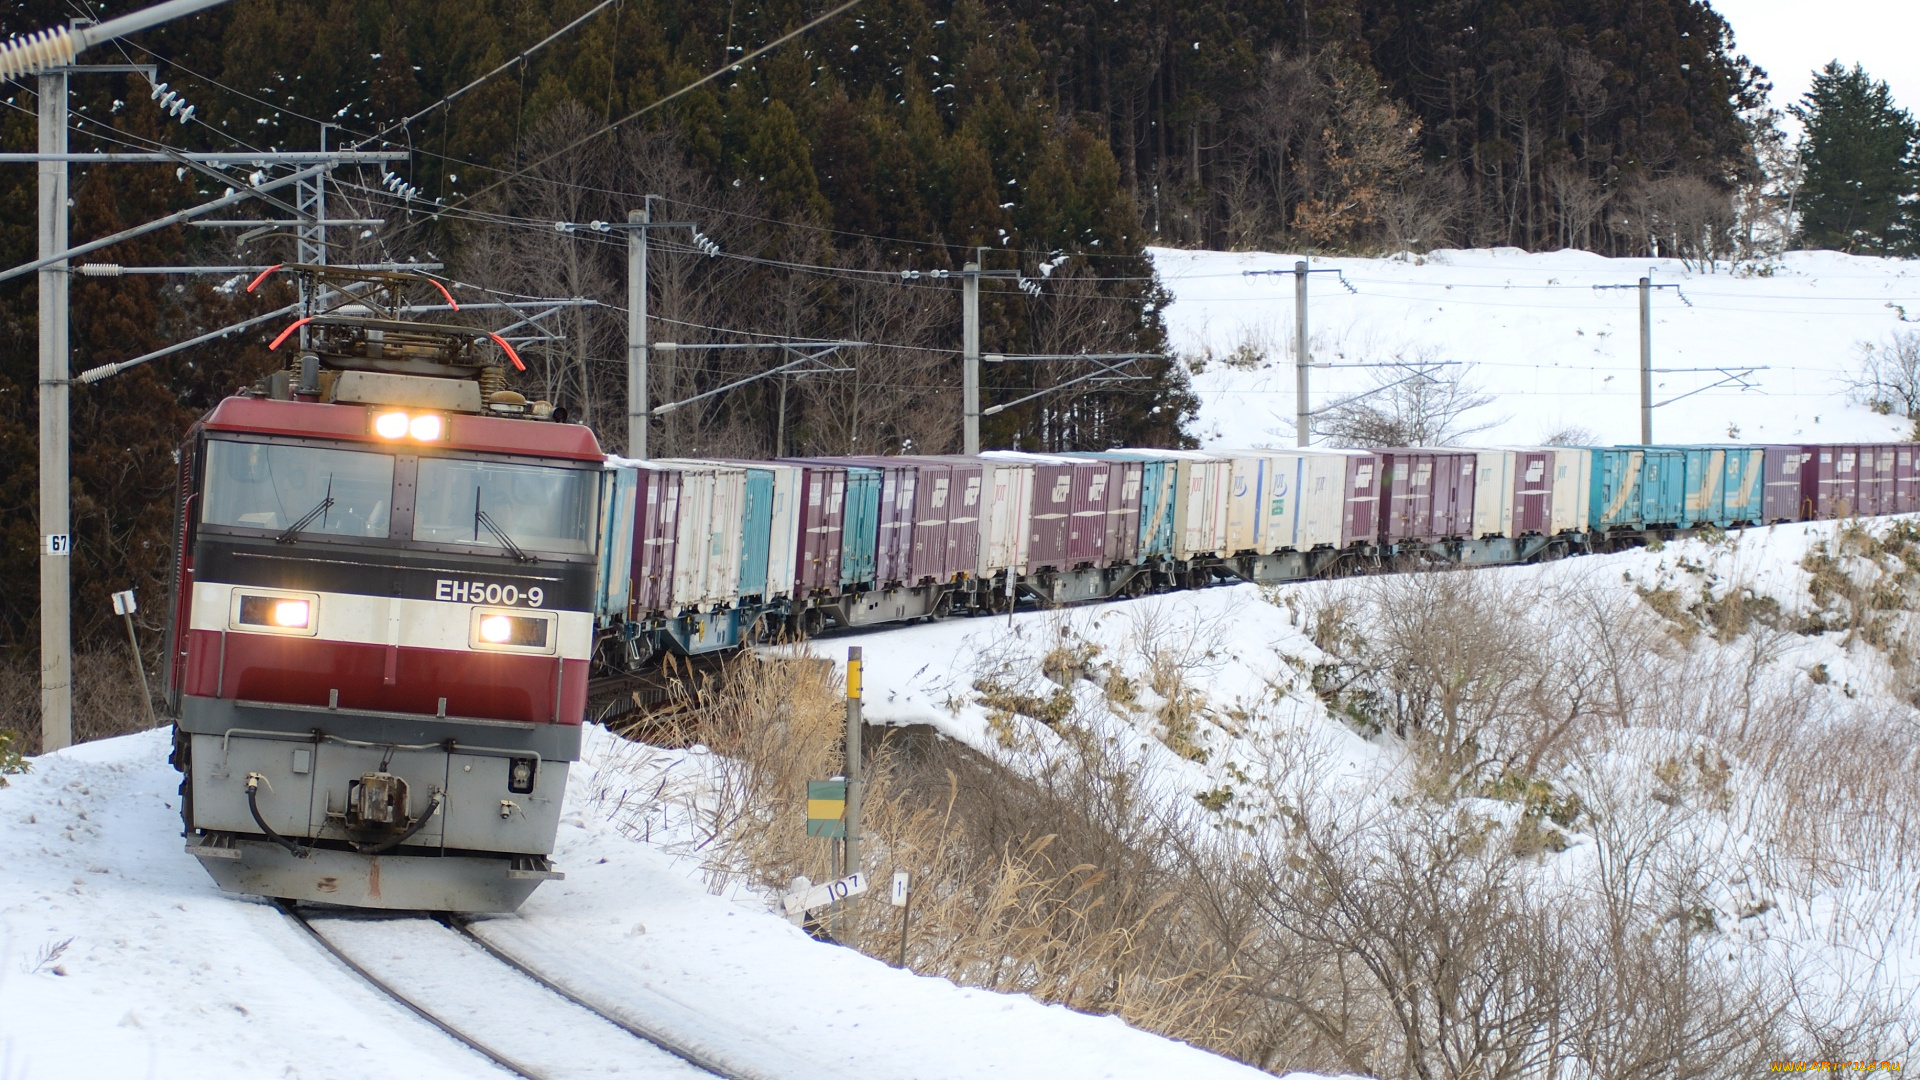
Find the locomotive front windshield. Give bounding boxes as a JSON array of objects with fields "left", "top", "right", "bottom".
[
  {"left": 411, "top": 457, "right": 597, "bottom": 555},
  {"left": 200, "top": 438, "right": 597, "bottom": 556},
  {"left": 201, "top": 441, "right": 395, "bottom": 538}
]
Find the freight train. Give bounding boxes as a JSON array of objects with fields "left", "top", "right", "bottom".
[{"left": 165, "top": 269, "right": 1912, "bottom": 913}]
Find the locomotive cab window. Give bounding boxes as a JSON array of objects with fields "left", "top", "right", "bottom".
[
  {"left": 200, "top": 440, "right": 395, "bottom": 539},
  {"left": 411, "top": 457, "right": 597, "bottom": 556}
]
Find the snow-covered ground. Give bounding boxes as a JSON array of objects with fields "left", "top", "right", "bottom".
[
  {"left": 1151, "top": 246, "right": 1919, "bottom": 448},
  {"left": 0, "top": 727, "right": 1269, "bottom": 1078}
]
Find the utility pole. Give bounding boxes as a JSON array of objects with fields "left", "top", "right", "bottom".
[
  {"left": 1242, "top": 262, "right": 1354, "bottom": 447},
  {"left": 38, "top": 66, "right": 71, "bottom": 751},
  {"left": 627, "top": 199, "right": 650, "bottom": 458},
  {"left": 962, "top": 255, "right": 981, "bottom": 454},
  {"left": 1595, "top": 275, "right": 1687, "bottom": 444},
  {"left": 1295, "top": 260, "right": 1309, "bottom": 447},
  {"left": 1638, "top": 276, "right": 1652, "bottom": 444},
  {"left": 844, "top": 645, "right": 864, "bottom": 949}
]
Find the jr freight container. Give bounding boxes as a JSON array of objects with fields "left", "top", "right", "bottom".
[
  {"left": 1380, "top": 449, "right": 1476, "bottom": 543},
  {"left": 977, "top": 456, "right": 1034, "bottom": 574},
  {"left": 1471, "top": 451, "right": 1516, "bottom": 538},
  {"left": 1673, "top": 447, "right": 1729, "bottom": 527},
  {"left": 1544, "top": 448, "right": 1592, "bottom": 533},
  {"left": 596, "top": 463, "right": 638, "bottom": 618},
  {"left": 1510, "top": 448, "right": 1555, "bottom": 535},
  {"left": 1222, "top": 453, "right": 1273, "bottom": 554},
  {"left": 790, "top": 463, "right": 847, "bottom": 595},
  {"left": 1266, "top": 451, "right": 1350, "bottom": 550},
  {"left": 1158, "top": 449, "right": 1233, "bottom": 559},
  {"left": 1315, "top": 449, "right": 1383, "bottom": 548},
  {"left": 1867, "top": 444, "right": 1898, "bottom": 516},
  {"left": 1720, "top": 447, "right": 1766, "bottom": 525},
  {"left": 707, "top": 460, "right": 800, "bottom": 600},
  {"left": 1591, "top": 448, "right": 1686, "bottom": 529},
  {"left": 650, "top": 460, "right": 747, "bottom": 610},
  {"left": 984, "top": 452, "right": 1074, "bottom": 570},
  {"left": 1897, "top": 445, "right": 1920, "bottom": 514},
  {"left": 1760, "top": 446, "right": 1809, "bottom": 523},
  {"left": 621, "top": 461, "right": 682, "bottom": 614},
  {"left": 1068, "top": 451, "right": 1171, "bottom": 559}
]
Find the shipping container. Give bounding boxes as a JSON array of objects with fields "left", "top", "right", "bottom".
[
  {"left": 1269, "top": 451, "right": 1350, "bottom": 549},
  {"left": 1222, "top": 453, "right": 1271, "bottom": 554},
  {"left": 1720, "top": 447, "right": 1766, "bottom": 525},
  {"left": 1760, "top": 445, "right": 1808, "bottom": 523},
  {"left": 1380, "top": 450, "right": 1476, "bottom": 543},
  {"left": 1510, "top": 448, "right": 1554, "bottom": 535},
  {"left": 1544, "top": 448, "right": 1592, "bottom": 533},
  {"left": 1471, "top": 451, "right": 1516, "bottom": 538},
  {"left": 1069, "top": 451, "right": 1172, "bottom": 559},
  {"left": 1314, "top": 449, "right": 1383, "bottom": 547},
  {"left": 1896, "top": 445, "right": 1920, "bottom": 514},
  {"left": 1067, "top": 456, "right": 1112, "bottom": 565},
  {"left": 697, "top": 461, "right": 802, "bottom": 600},
  {"left": 1868, "top": 445, "right": 1898, "bottom": 516},
  {"left": 651, "top": 460, "right": 748, "bottom": 609},
  {"left": 977, "top": 456, "right": 1034, "bottom": 574},
  {"left": 1591, "top": 448, "right": 1686, "bottom": 529},
  {"left": 1672, "top": 447, "right": 1729, "bottom": 527},
  {"left": 840, "top": 466, "right": 882, "bottom": 585},
  {"left": 624, "top": 462, "right": 682, "bottom": 614},
  {"left": 1158, "top": 449, "right": 1233, "bottom": 559},
  {"left": 983, "top": 452, "right": 1073, "bottom": 569},
  {"left": 596, "top": 464, "right": 638, "bottom": 619},
  {"left": 898, "top": 458, "right": 952, "bottom": 583},
  {"left": 786, "top": 464, "right": 846, "bottom": 594},
  {"left": 1805, "top": 445, "right": 1867, "bottom": 518},
  {"left": 817, "top": 457, "right": 918, "bottom": 584},
  {"left": 938, "top": 458, "right": 985, "bottom": 578}
]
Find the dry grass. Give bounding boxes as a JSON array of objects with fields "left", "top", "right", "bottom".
[{"left": 0, "top": 643, "right": 164, "bottom": 757}]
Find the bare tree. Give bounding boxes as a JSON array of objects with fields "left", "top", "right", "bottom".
[
  {"left": 1852, "top": 329, "right": 1920, "bottom": 438},
  {"left": 1543, "top": 424, "right": 1598, "bottom": 446},
  {"left": 1316, "top": 347, "right": 1498, "bottom": 446}
]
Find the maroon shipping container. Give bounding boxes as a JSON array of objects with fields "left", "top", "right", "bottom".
[
  {"left": 629, "top": 464, "right": 683, "bottom": 614},
  {"left": 1761, "top": 445, "right": 1808, "bottom": 523},
  {"left": 1380, "top": 450, "right": 1476, "bottom": 543},
  {"left": 1068, "top": 458, "right": 1111, "bottom": 566},
  {"left": 1511, "top": 449, "right": 1554, "bottom": 535},
  {"left": 1333, "top": 450, "right": 1383, "bottom": 547},
  {"left": 1867, "top": 445, "right": 1898, "bottom": 516},
  {"left": 902, "top": 459, "right": 952, "bottom": 583},
  {"left": 1897, "top": 445, "right": 1920, "bottom": 514},
  {"left": 1024, "top": 458, "right": 1075, "bottom": 569},
  {"left": 1100, "top": 458, "right": 1144, "bottom": 564},
  {"left": 943, "top": 460, "right": 984, "bottom": 579},
  {"left": 792, "top": 464, "right": 847, "bottom": 595},
  {"left": 1807, "top": 445, "right": 1870, "bottom": 518},
  {"left": 811, "top": 457, "right": 918, "bottom": 584}
]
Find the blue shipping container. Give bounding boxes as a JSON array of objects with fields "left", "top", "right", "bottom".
[
  {"left": 1590, "top": 448, "right": 1687, "bottom": 528},
  {"left": 840, "top": 466, "right": 882, "bottom": 587},
  {"left": 1063, "top": 451, "right": 1176, "bottom": 558},
  {"left": 737, "top": 466, "right": 774, "bottom": 597}
]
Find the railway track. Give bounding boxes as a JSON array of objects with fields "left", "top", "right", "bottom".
[{"left": 280, "top": 903, "right": 753, "bottom": 1080}]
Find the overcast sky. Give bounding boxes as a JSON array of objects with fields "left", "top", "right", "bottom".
[{"left": 1713, "top": 0, "right": 1920, "bottom": 115}]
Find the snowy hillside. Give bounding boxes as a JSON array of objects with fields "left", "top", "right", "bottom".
[
  {"left": 0, "top": 728, "right": 1268, "bottom": 1078},
  {"left": 1152, "top": 246, "right": 1920, "bottom": 448},
  {"left": 816, "top": 517, "right": 1920, "bottom": 1070}
]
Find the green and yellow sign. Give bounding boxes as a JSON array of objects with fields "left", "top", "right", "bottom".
[{"left": 807, "top": 779, "right": 847, "bottom": 838}]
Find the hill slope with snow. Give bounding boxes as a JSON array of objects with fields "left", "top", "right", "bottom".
[{"left": 1152, "top": 246, "right": 1919, "bottom": 448}]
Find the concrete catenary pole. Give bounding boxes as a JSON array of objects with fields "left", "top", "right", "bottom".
[
  {"left": 627, "top": 200, "right": 650, "bottom": 458},
  {"left": 962, "top": 259, "right": 981, "bottom": 455},
  {"left": 844, "top": 645, "right": 864, "bottom": 948},
  {"left": 1295, "top": 259, "right": 1310, "bottom": 447},
  {"left": 1638, "top": 276, "right": 1653, "bottom": 444},
  {"left": 38, "top": 69, "right": 71, "bottom": 752}
]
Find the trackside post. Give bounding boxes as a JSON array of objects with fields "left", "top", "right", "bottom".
[{"left": 844, "top": 646, "right": 864, "bottom": 948}]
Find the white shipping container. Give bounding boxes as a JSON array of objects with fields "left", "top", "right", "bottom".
[
  {"left": 1472, "top": 451, "right": 1517, "bottom": 538},
  {"left": 1259, "top": 452, "right": 1347, "bottom": 550},
  {"left": 652, "top": 460, "right": 747, "bottom": 610},
  {"left": 978, "top": 458, "right": 1034, "bottom": 574},
  {"left": 1158, "top": 450, "right": 1232, "bottom": 559},
  {"left": 763, "top": 463, "right": 802, "bottom": 600},
  {"left": 1222, "top": 454, "right": 1270, "bottom": 554},
  {"left": 1547, "top": 448, "right": 1593, "bottom": 533}
]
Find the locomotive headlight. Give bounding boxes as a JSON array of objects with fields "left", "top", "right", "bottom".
[
  {"left": 373, "top": 410, "right": 410, "bottom": 439},
  {"left": 469, "top": 609, "right": 555, "bottom": 653},
  {"left": 270, "top": 599, "right": 311, "bottom": 628},
  {"left": 407, "top": 414, "right": 444, "bottom": 441},
  {"left": 232, "top": 590, "right": 320, "bottom": 636}
]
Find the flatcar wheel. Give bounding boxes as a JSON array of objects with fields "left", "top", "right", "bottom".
[
  {"left": 929, "top": 593, "right": 953, "bottom": 621},
  {"left": 1124, "top": 573, "right": 1148, "bottom": 599},
  {"left": 802, "top": 607, "right": 827, "bottom": 638}
]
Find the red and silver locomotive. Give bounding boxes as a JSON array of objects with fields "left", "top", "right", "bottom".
[{"left": 165, "top": 267, "right": 608, "bottom": 912}]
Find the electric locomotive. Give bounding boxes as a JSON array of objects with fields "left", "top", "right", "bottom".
[{"left": 165, "top": 266, "right": 605, "bottom": 912}]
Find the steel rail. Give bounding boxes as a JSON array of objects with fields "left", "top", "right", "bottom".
[
  {"left": 278, "top": 903, "right": 549, "bottom": 1080},
  {"left": 443, "top": 916, "right": 743, "bottom": 1079}
]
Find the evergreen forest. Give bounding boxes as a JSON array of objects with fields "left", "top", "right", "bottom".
[{"left": 0, "top": 0, "right": 1849, "bottom": 653}]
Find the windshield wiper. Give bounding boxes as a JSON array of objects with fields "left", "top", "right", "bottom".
[
  {"left": 473, "top": 489, "right": 535, "bottom": 563},
  {"left": 277, "top": 478, "right": 334, "bottom": 544}
]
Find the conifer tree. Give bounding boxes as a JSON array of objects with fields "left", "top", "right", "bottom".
[{"left": 1791, "top": 62, "right": 1920, "bottom": 253}]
